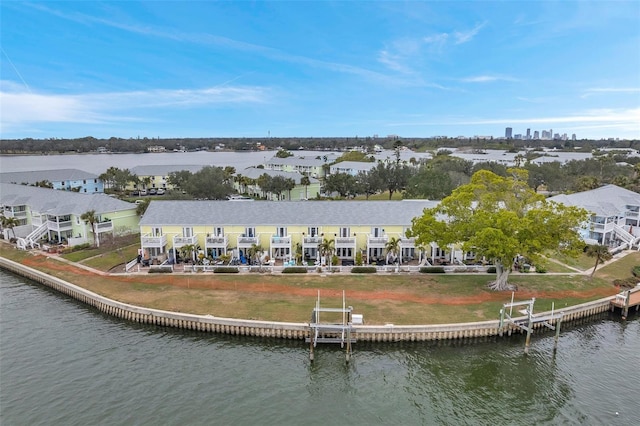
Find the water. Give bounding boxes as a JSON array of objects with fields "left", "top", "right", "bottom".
[{"left": 1, "top": 269, "right": 638, "bottom": 425}]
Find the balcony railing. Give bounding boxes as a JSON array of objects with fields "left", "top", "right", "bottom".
[
  {"left": 173, "top": 235, "right": 198, "bottom": 246},
  {"left": 142, "top": 234, "right": 167, "bottom": 247},
  {"left": 335, "top": 237, "right": 356, "bottom": 246},
  {"left": 303, "top": 236, "right": 322, "bottom": 245},
  {"left": 47, "top": 220, "right": 73, "bottom": 231},
  {"left": 271, "top": 235, "right": 291, "bottom": 246},
  {"left": 367, "top": 235, "right": 389, "bottom": 245},
  {"left": 95, "top": 221, "right": 113, "bottom": 233},
  {"left": 205, "top": 235, "right": 228, "bottom": 246},
  {"left": 400, "top": 236, "right": 416, "bottom": 246},
  {"left": 238, "top": 236, "right": 259, "bottom": 245}
]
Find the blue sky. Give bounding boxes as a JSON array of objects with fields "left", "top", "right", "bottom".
[{"left": 1, "top": 1, "right": 639, "bottom": 140}]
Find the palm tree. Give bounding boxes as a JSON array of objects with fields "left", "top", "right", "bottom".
[
  {"left": 80, "top": 210, "right": 99, "bottom": 247},
  {"left": 180, "top": 244, "right": 196, "bottom": 264},
  {"left": 1, "top": 215, "right": 20, "bottom": 239},
  {"left": 385, "top": 236, "right": 401, "bottom": 264},
  {"left": 585, "top": 244, "right": 613, "bottom": 278},
  {"left": 318, "top": 237, "right": 335, "bottom": 268},
  {"left": 247, "top": 243, "right": 264, "bottom": 265},
  {"left": 300, "top": 174, "right": 311, "bottom": 200}
]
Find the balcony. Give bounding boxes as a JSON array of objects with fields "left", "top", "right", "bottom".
[
  {"left": 367, "top": 235, "right": 389, "bottom": 246},
  {"left": 237, "top": 235, "right": 259, "bottom": 246},
  {"left": 173, "top": 235, "right": 198, "bottom": 247},
  {"left": 400, "top": 236, "right": 416, "bottom": 247},
  {"left": 205, "top": 235, "right": 228, "bottom": 247},
  {"left": 303, "top": 236, "right": 322, "bottom": 246},
  {"left": 335, "top": 237, "right": 356, "bottom": 247},
  {"left": 47, "top": 220, "right": 73, "bottom": 231},
  {"left": 271, "top": 235, "right": 291, "bottom": 247},
  {"left": 95, "top": 221, "right": 113, "bottom": 233},
  {"left": 141, "top": 233, "right": 167, "bottom": 247}
]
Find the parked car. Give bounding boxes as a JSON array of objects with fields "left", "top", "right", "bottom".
[
  {"left": 131, "top": 190, "right": 139, "bottom": 196},
  {"left": 156, "top": 188, "right": 165, "bottom": 195},
  {"left": 139, "top": 189, "right": 147, "bottom": 196},
  {"left": 148, "top": 188, "right": 157, "bottom": 195}
]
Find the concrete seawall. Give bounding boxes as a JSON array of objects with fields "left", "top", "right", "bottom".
[{"left": 0, "top": 257, "right": 615, "bottom": 342}]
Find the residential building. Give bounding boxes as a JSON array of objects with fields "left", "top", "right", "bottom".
[
  {"left": 0, "top": 169, "right": 104, "bottom": 193},
  {"left": 329, "top": 161, "right": 376, "bottom": 176},
  {"left": 138, "top": 200, "right": 438, "bottom": 264},
  {"left": 127, "top": 165, "right": 205, "bottom": 191},
  {"left": 549, "top": 184, "right": 640, "bottom": 251},
  {"left": 264, "top": 155, "right": 338, "bottom": 179},
  {"left": 233, "top": 167, "right": 321, "bottom": 200},
  {"left": 0, "top": 183, "right": 139, "bottom": 248}
]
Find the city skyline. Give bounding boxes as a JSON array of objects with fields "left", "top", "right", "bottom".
[{"left": 1, "top": 1, "right": 639, "bottom": 140}]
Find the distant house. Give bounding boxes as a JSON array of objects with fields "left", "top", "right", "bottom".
[
  {"left": 264, "top": 154, "right": 338, "bottom": 179},
  {"left": 549, "top": 184, "right": 640, "bottom": 250},
  {"left": 234, "top": 167, "right": 321, "bottom": 200},
  {"left": 0, "top": 183, "right": 138, "bottom": 248},
  {"left": 127, "top": 165, "right": 205, "bottom": 191},
  {"left": 329, "top": 161, "right": 376, "bottom": 176},
  {"left": 146, "top": 145, "right": 167, "bottom": 153},
  {"left": 0, "top": 169, "right": 104, "bottom": 194}
]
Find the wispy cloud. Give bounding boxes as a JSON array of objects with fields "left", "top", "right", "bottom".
[
  {"left": 387, "top": 108, "right": 640, "bottom": 133},
  {"left": 0, "top": 83, "right": 270, "bottom": 131},
  {"left": 461, "top": 75, "right": 518, "bottom": 83},
  {"left": 453, "top": 21, "right": 488, "bottom": 44},
  {"left": 581, "top": 87, "right": 640, "bottom": 98}
]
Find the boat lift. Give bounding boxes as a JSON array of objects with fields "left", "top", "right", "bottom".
[
  {"left": 498, "top": 293, "right": 564, "bottom": 354},
  {"left": 306, "top": 290, "right": 356, "bottom": 363}
]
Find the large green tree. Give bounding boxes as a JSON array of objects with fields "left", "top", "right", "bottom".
[{"left": 409, "top": 169, "right": 588, "bottom": 290}]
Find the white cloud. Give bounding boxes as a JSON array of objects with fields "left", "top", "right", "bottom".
[
  {"left": 0, "top": 84, "right": 270, "bottom": 130},
  {"left": 461, "top": 75, "right": 518, "bottom": 83},
  {"left": 453, "top": 22, "right": 488, "bottom": 44},
  {"left": 581, "top": 87, "right": 640, "bottom": 98}
]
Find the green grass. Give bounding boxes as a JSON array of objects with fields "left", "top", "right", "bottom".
[
  {"left": 82, "top": 244, "right": 140, "bottom": 271},
  {"left": 595, "top": 251, "right": 640, "bottom": 281},
  {"left": 550, "top": 251, "right": 595, "bottom": 271}
]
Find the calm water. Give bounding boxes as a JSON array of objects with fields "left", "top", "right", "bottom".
[{"left": 1, "top": 270, "right": 638, "bottom": 425}]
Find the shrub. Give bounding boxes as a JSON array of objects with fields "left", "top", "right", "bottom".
[
  {"left": 486, "top": 266, "right": 497, "bottom": 274},
  {"left": 613, "top": 277, "right": 638, "bottom": 289},
  {"left": 355, "top": 251, "right": 363, "bottom": 266},
  {"left": 148, "top": 267, "right": 172, "bottom": 273},
  {"left": 535, "top": 265, "right": 547, "bottom": 273},
  {"left": 631, "top": 265, "right": 640, "bottom": 277},
  {"left": 213, "top": 267, "right": 239, "bottom": 273},
  {"left": 282, "top": 267, "right": 308, "bottom": 274},
  {"left": 419, "top": 266, "right": 445, "bottom": 273},
  {"left": 351, "top": 266, "right": 377, "bottom": 274}
]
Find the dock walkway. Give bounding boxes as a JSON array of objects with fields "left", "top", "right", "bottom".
[{"left": 610, "top": 285, "right": 640, "bottom": 318}]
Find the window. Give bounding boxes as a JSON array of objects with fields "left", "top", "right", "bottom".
[
  {"left": 371, "top": 227, "right": 384, "bottom": 237},
  {"left": 214, "top": 227, "right": 224, "bottom": 237},
  {"left": 152, "top": 227, "right": 162, "bottom": 237},
  {"left": 276, "top": 227, "right": 287, "bottom": 237},
  {"left": 183, "top": 227, "right": 193, "bottom": 238},
  {"left": 244, "top": 227, "right": 255, "bottom": 237},
  {"left": 83, "top": 179, "right": 87, "bottom": 184},
  {"left": 339, "top": 227, "right": 350, "bottom": 238},
  {"left": 307, "top": 227, "right": 319, "bottom": 237}
]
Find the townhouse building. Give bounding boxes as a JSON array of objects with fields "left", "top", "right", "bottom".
[
  {"left": 127, "top": 165, "right": 205, "bottom": 192},
  {"left": 0, "top": 169, "right": 104, "bottom": 193},
  {"left": 0, "top": 183, "right": 138, "bottom": 249},
  {"left": 234, "top": 167, "right": 321, "bottom": 200},
  {"left": 139, "top": 200, "right": 439, "bottom": 265},
  {"left": 548, "top": 184, "right": 640, "bottom": 251}
]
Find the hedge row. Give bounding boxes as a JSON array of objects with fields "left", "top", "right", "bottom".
[
  {"left": 419, "top": 266, "right": 445, "bottom": 274},
  {"left": 282, "top": 267, "right": 308, "bottom": 274},
  {"left": 351, "top": 266, "right": 377, "bottom": 274}
]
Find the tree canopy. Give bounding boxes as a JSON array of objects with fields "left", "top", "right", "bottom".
[{"left": 409, "top": 169, "right": 589, "bottom": 290}]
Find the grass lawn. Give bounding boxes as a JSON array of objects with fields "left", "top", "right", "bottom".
[
  {"left": 1, "top": 241, "right": 622, "bottom": 325},
  {"left": 81, "top": 244, "right": 140, "bottom": 271},
  {"left": 594, "top": 251, "right": 640, "bottom": 282}
]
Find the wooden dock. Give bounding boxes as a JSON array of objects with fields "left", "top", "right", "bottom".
[{"left": 610, "top": 285, "right": 640, "bottom": 319}]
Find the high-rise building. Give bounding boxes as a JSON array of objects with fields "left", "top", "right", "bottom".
[
  {"left": 533, "top": 130, "right": 540, "bottom": 139},
  {"left": 526, "top": 128, "right": 531, "bottom": 140},
  {"left": 505, "top": 127, "right": 513, "bottom": 139},
  {"left": 572, "top": 134, "right": 577, "bottom": 141}
]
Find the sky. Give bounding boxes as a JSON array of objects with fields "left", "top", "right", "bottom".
[{"left": 1, "top": 1, "right": 639, "bottom": 140}]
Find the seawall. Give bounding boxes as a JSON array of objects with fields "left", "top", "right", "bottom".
[{"left": 0, "top": 256, "right": 616, "bottom": 342}]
